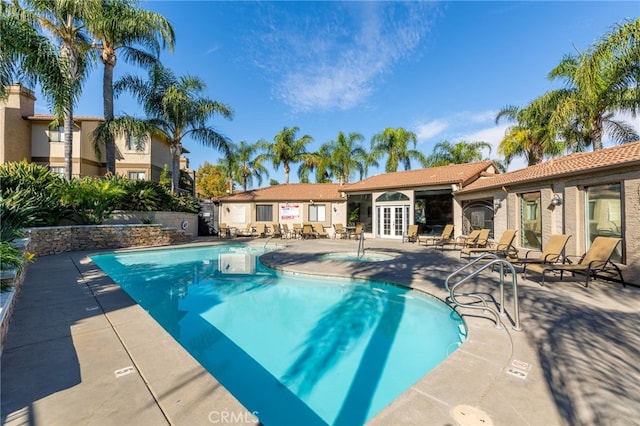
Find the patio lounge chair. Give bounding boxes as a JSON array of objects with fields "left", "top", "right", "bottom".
[
  {"left": 402, "top": 224, "right": 419, "bottom": 243},
  {"left": 313, "top": 224, "right": 329, "bottom": 238},
  {"left": 293, "top": 223, "right": 303, "bottom": 239},
  {"left": 454, "top": 228, "right": 490, "bottom": 250},
  {"left": 460, "top": 229, "right": 517, "bottom": 259},
  {"left": 236, "top": 223, "right": 254, "bottom": 237},
  {"left": 253, "top": 223, "right": 266, "bottom": 238},
  {"left": 524, "top": 236, "right": 625, "bottom": 287},
  {"left": 418, "top": 224, "right": 454, "bottom": 247},
  {"left": 281, "top": 224, "right": 292, "bottom": 239},
  {"left": 270, "top": 223, "right": 282, "bottom": 238},
  {"left": 301, "top": 223, "right": 317, "bottom": 239},
  {"left": 513, "top": 234, "right": 571, "bottom": 274}
]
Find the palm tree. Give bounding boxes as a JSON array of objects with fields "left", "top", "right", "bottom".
[
  {"left": 9, "top": 0, "right": 98, "bottom": 180},
  {"left": 547, "top": 18, "right": 640, "bottom": 151},
  {"left": 229, "top": 140, "right": 268, "bottom": 191},
  {"left": 258, "top": 126, "right": 314, "bottom": 184},
  {"left": 370, "top": 127, "right": 428, "bottom": 172},
  {"left": 0, "top": 2, "right": 67, "bottom": 101},
  {"left": 495, "top": 95, "right": 565, "bottom": 166},
  {"left": 426, "top": 140, "right": 492, "bottom": 166},
  {"left": 324, "top": 131, "right": 369, "bottom": 183},
  {"left": 115, "top": 65, "right": 233, "bottom": 193},
  {"left": 89, "top": 0, "right": 175, "bottom": 174}
]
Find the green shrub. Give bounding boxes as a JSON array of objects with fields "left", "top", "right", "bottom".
[
  {"left": 60, "top": 177, "right": 127, "bottom": 224},
  {"left": 171, "top": 193, "right": 200, "bottom": 213},
  {"left": 0, "top": 162, "right": 70, "bottom": 226},
  {"left": 112, "top": 178, "right": 174, "bottom": 211}
]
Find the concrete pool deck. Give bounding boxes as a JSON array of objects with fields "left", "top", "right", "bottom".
[{"left": 1, "top": 237, "right": 639, "bottom": 425}]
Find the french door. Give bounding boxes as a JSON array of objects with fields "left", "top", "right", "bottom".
[{"left": 377, "top": 205, "right": 409, "bottom": 238}]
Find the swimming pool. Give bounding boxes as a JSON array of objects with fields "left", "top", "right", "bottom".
[{"left": 92, "top": 244, "right": 466, "bottom": 425}]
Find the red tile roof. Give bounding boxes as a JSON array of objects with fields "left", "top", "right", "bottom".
[
  {"left": 458, "top": 141, "right": 640, "bottom": 193},
  {"left": 342, "top": 161, "right": 496, "bottom": 192},
  {"left": 219, "top": 183, "right": 345, "bottom": 202},
  {"left": 26, "top": 114, "right": 105, "bottom": 122}
]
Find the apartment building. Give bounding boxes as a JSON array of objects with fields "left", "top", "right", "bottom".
[{"left": 0, "top": 84, "right": 190, "bottom": 183}]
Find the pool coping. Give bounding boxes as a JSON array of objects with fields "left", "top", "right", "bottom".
[{"left": 2, "top": 237, "right": 638, "bottom": 425}]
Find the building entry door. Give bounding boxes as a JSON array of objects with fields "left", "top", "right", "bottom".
[{"left": 378, "top": 205, "right": 408, "bottom": 238}]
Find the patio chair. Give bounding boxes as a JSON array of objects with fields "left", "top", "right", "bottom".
[
  {"left": 253, "top": 223, "right": 266, "bottom": 238},
  {"left": 293, "top": 223, "right": 303, "bottom": 239},
  {"left": 513, "top": 234, "right": 571, "bottom": 274},
  {"left": 236, "top": 223, "right": 254, "bottom": 237},
  {"left": 281, "top": 223, "right": 292, "bottom": 239},
  {"left": 402, "top": 224, "right": 419, "bottom": 243},
  {"left": 524, "top": 236, "right": 625, "bottom": 287},
  {"left": 313, "top": 224, "right": 329, "bottom": 238},
  {"left": 270, "top": 223, "right": 282, "bottom": 238},
  {"left": 454, "top": 228, "right": 490, "bottom": 250},
  {"left": 218, "top": 222, "right": 231, "bottom": 239},
  {"left": 460, "top": 229, "right": 517, "bottom": 259},
  {"left": 418, "top": 224, "right": 454, "bottom": 248},
  {"left": 301, "top": 223, "right": 317, "bottom": 239},
  {"left": 350, "top": 223, "right": 364, "bottom": 240},
  {"left": 333, "top": 223, "right": 348, "bottom": 239}
]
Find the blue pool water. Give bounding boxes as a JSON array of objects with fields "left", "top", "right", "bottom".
[{"left": 92, "top": 245, "right": 466, "bottom": 426}]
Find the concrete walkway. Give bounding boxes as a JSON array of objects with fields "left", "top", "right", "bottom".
[{"left": 1, "top": 237, "right": 639, "bottom": 425}]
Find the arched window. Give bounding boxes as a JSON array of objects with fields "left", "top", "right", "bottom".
[{"left": 376, "top": 192, "right": 409, "bottom": 202}]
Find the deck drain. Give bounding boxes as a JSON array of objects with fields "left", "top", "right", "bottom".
[
  {"left": 451, "top": 405, "right": 493, "bottom": 426},
  {"left": 114, "top": 366, "right": 135, "bottom": 377}
]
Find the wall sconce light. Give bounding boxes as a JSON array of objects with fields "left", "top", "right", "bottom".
[
  {"left": 309, "top": 199, "right": 314, "bottom": 204},
  {"left": 333, "top": 207, "right": 337, "bottom": 212},
  {"left": 493, "top": 200, "right": 502, "bottom": 210},
  {"left": 551, "top": 194, "right": 563, "bottom": 206},
  {"left": 225, "top": 207, "right": 230, "bottom": 212}
]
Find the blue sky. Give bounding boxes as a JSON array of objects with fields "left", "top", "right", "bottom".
[{"left": 34, "top": 1, "right": 640, "bottom": 185}]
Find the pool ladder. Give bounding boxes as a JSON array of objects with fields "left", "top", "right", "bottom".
[{"left": 445, "top": 253, "right": 522, "bottom": 331}]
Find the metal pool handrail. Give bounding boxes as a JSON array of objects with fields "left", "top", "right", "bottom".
[
  {"left": 356, "top": 229, "right": 365, "bottom": 257},
  {"left": 445, "top": 253, "right": 522, "bottom": 331}
]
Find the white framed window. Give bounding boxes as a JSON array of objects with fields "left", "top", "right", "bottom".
[
  {"left": 48, "top": 125, "right": 65, "bottom": 142},
  {"left": 128, "top": 171, "right": 146, "bottom": 180},
  {"left": 49, "top": 166, "right": 65, "bottom": 177},
  {"left": 126, "top": 134, "right": 147, "bottom": 152},
  {"left": 309, "top": 204, "right": 326, "bottom": 222}
]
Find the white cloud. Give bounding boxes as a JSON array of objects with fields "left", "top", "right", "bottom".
[
  {"left": 414, "top": 119, "right": 449, "bottom": 141},
  {"left": 250, "top": 3, "right": 436, "bottom": 113}
]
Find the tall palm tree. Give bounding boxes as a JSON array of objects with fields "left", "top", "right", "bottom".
[
  {"left": 88, "top": 0, "right": 175, "bottom": 174},
  {"left": 115, "top": 65, "right": 233, "bottom": 193},
  {"left": 257, "top": 126, "right": 314, "bottom": 184},
  {"left": 548, "top": 18, "right": 640, "bottom": 151},
  {"left": 370, "top": 127, "right": 428, "bottom": 172},
  {"left": 495, "top": 95, "right": 565, "bottom": 166},
  {"left": 229, "top": 140, "right": 268, "bottom": 191},
  {"left": 325, "top": 131, "right": 368, "bottom": 183},
  {"left": 9, "top": 0, "right": 98, "bottom": 180},
  {"left": 0, "top": 2, "right": 67, "bottom": 101},
  {"left": 426, "top": 140, "right": 492, "bottom": 166}
]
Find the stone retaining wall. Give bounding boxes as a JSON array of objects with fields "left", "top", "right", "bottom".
[{"left": 25, "top": 224, "right": 193, "bottom": 257}]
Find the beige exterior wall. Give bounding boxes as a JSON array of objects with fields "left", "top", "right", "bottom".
[
  {"left": 218, "top": 200, "right": 347, "bottom": 237},
  {"left": 0, "top": 85, "right": 35, "bottom": 163},
  {"left": 456, "top": 166, "right": 640, "bottom": 284}
]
